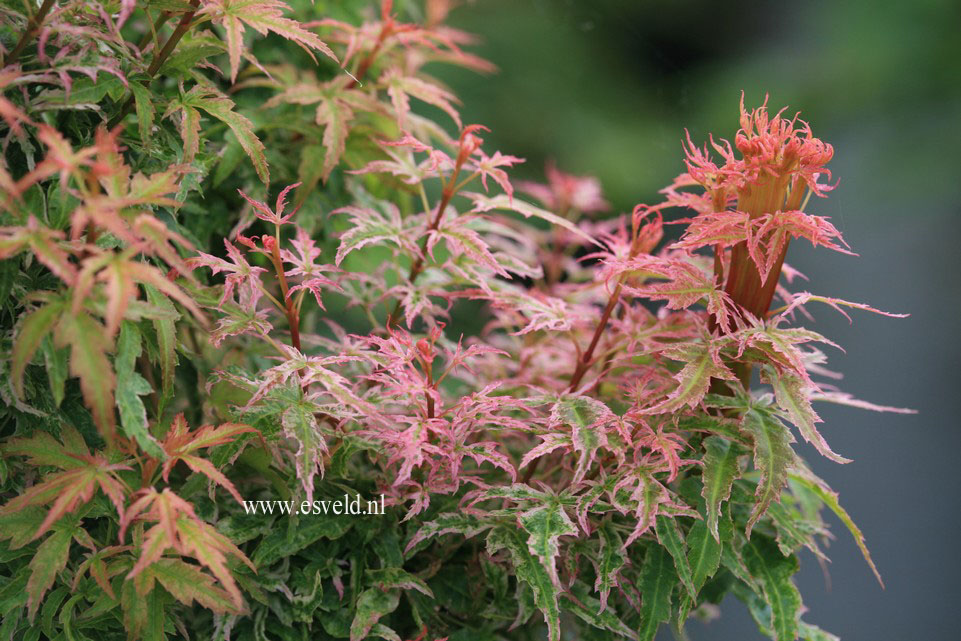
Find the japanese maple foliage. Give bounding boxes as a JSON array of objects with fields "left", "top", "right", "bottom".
[{"left": 0, "top": 1, "right": 911, "bottom": 641}]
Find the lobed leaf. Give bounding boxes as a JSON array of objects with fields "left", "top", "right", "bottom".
[
  {"left": 740, "top": 406, "right": 796, "bottom": 536},
  {"left": 701, "top": 436, "right": 743, "bottom": 541},
  {"left": 637, "top": 545, "right": 676, "bottom": 641}
]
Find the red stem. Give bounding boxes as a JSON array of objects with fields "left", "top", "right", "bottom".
[{"left": 269, "top": 233, "right": 301, "bottom": 352}]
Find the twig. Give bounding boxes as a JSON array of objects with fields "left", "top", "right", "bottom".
[{"left": 4, "top": 0, "right": 57, "bottom": 66}]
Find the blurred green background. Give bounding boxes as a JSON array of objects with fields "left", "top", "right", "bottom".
[{"left": 428, "top": 0, "right": 961, "bottom": 639}]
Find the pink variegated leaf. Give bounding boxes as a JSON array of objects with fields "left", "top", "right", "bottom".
[
  {"left": 764, "top": 368, "right": 851, "bottom": 464},
  {"left": 238, "top": 182, "right": 301, "bottom": 225},
  {"left": 672, "top": 210, "right": 751, "bottom": 252},
  {"left": 612, "top": 470, "right": 693, "bottom": 547},
  {"left": 520, "top": 433, "right": 570, "bottom": 470},
  {"left": 618, "top": 254, "right": 734, "bottom": 331},
  {"left": 455, "top": 285, "right": 577, "bottom": 335},
  {"left": 428, "top": 215, "right": 509, "bottom": 277},
  {"left": 548, "top": 395, "right": 615, "bottom": 485},
  {"left": 213, "top": 308, "right": 273, "bottom": 346},
  {"left": 199, "top": 0, "right": 337, "bottom": 83},
  {"left": 381, "top": 67, "right": 462, "bottom": 129},
  {"left": 517, "top": 160, "right": 609, "bottom": 214},
  {"left": 332, "top": 202, "right": 420, "bottom": 265},
  {"left": 281, "top": 401, "right": 328, "bottom": 504},
  {"left": 641, "top": 341, "right": 737, "bottom": 415},
  {"left": 384, "top": 277, "right": 449, "bottom": 328},
  {"left": 731, "top": 317, "right": 840, "bottom": 380},
  {"left": 189, "top": 238, "right": 268, "bottom": 311},
  {"left": 774, "top": 291, "right": 909, "bottom": 323},
  {"left": 460, "top": 442, "right": 517, "bottom": 481},
  {"left": 746, "top": 210, "right": 854, "bottom": 283},
  {"left": 465, "top": 150, "right": 524, "bottom": 200},
  {"left": 465, "top": 192, "right": 600, "bottom": 247},
  {"left": 809, "top": 391, "right": 916, "bottom": 414}
]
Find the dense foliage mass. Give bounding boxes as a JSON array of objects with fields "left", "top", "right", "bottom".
[{"left": 0, "top": 2, "right": 911, "bottom": 640}]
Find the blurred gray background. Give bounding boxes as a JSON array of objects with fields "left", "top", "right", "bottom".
[{"left": 432, "top": 0, "right": 961, "bottom": 638}]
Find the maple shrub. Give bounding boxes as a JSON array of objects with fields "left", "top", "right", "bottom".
[{"left": 0, "top": 1, "right": 913, "bottom": 641}]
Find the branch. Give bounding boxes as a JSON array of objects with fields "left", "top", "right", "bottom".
[{"left": 4, "top": 0, "right": 57, "bottom": 66}]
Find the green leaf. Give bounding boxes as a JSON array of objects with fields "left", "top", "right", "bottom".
[
  {"left": 116, "top": 322, "right": 165, "bottom": 458},
  {"left": 800, "top": 621, "right": 840, "bottom": 641},
  {"left": 740, "top": 406, "right": 796, "bottom": 535},
  {"left": 54, "top": 311, "right": 116, "bottom": 440},
  {"left": 252, "top": 514, "right": 352, "bottom": 567},
  {"left": 788, "top": 467, "right": 883, "bottom": 586},
  {"left": 11, "top": 301, "right": 65, "bottom": 399},
  {"left": 638, "top": 545, "right": 676, "bottom": 641},
  {"left": 701, "top": 436, "right": 743, "bottom": 541},
  {"left": 144, "top": 284, "right": 179, "bottom": 409},
  {"left": 560, "top": 581, "right": 635, "bottom": 639},
  {"left": 0, "top": 508, "right": 45, "bottom": 550},
  {"left": 349, "top": 588, "right": 400, "bottom": 641},
  {"left": 295, "top": 144, "right": 326, "bottom": 207},
  {"left": 770, "top": 369, "right": 850, "bottom": 464},
  {"left": 742, "top": 537, "right": 802, "bottom": 641},
  {"left": 26, "top": 528, "right": 72, "bottom": 621},
  {"left": 686, "top": 512, "right": 729, "bottom": 593},
  {"left": 175, "top": 86, "right": 268, "bottom": 184},
  {"left": 129, "top": 81, "right": 156, "bottom": 144},
  {"left": 655, "top": 516, "right": 696, "bottom": 600},
  {"left": 316, "top": 96, "right": 350, "bottom": 182},
  {"left": 40, "top": 336, "right": 68, "bottom": 407},
  {"left": 366, "top": 568, "right": 433, "bottom": 597}
]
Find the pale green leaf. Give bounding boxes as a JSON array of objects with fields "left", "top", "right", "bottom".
[
  {"left": 11, "top": 301, "right": 64, "bottom": 399},
  {"left": 129, "top": 81, "right": 155, "bottom": 144},
  {"left": 150, "top": 558, "right": 240, "bottom": 613},
  {"left": 53, "top": 312, "right": 116, "bottom": 439},
  {"left": 40, "top": 336, "right": 68, "bottom": 407},
  {"left": 144, "top": 284, "right": 179, "bottom": 409},
  {"left": 116, "top": 322, "right": 165, "bottom": 459}
]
